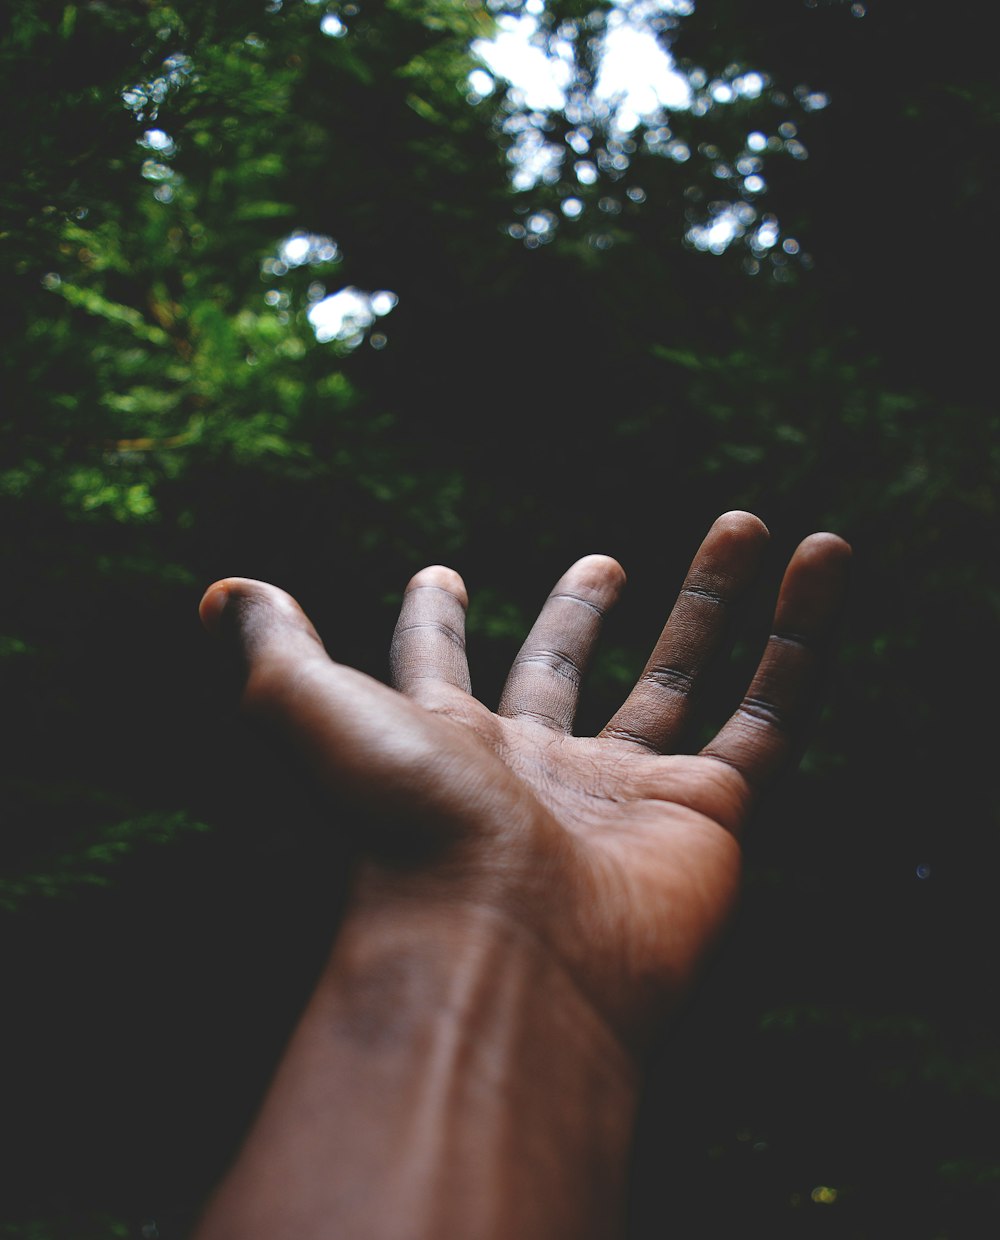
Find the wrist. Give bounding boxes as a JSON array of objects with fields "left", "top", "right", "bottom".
[
  {"left": 320, "top": 896, "right": 641, "bottom": 1239},
  {"left": 327, "top": 878, "right": 642, "bottom": 1078},
  {"left": 199, "top": 877, "right": 641, "bottom": 1240}
]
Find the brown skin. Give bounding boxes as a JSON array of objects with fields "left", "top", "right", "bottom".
[{"left": 193, "top": 512, "right": 851, "bottom": 1240}]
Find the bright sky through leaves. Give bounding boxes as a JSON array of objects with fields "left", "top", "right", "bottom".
[{"left": 469, "top": 0, "right": 824, "bottom": 263}]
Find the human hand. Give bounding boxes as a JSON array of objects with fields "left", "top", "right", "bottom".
[{"left": 199, "top": 513, "right": 850, "bottom": 1055}]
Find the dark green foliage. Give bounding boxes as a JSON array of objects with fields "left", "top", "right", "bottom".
[{"left": 1, "top": 0, "right": 997, "bottom": 1235}]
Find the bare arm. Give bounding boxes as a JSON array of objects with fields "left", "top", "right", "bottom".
[{"left": 193, "top": 512, "right": 850, "bottom": 1240}]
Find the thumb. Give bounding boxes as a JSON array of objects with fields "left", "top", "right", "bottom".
[
  {"left": 198, "top": 577, "right": 471, "bottom": 840},
  {"left": 199, "top": 576, "right": 327, "bottom": 667}
]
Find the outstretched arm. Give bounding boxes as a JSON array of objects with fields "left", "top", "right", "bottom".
[{"left": 193, "top": 512, "right": 850, "bottom": 1240}]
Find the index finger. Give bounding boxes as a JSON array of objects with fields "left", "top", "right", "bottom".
[{"left": 390, "top": 566, "right": 472, "bottom": 699}]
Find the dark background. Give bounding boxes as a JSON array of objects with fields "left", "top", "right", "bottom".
[{"left": 1, "top": 0, "right": 997, "bottom": 1235}]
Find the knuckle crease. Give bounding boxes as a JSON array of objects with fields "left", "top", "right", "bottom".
[
  {"left": 600, "top": 725, "right": 660, "bottom": 753},
  {"left": 680, "top": 583, "right": 728, "bottom": 607},
  {"left": 737, "top": 695, "right": 789, "bottom": 731},
  {"left": 548, "top": 592, "right": 606, "bottom": 618},
  {"left": 393, "top": 621, "right": 466, "bottom": 650},
  {"left": 643, "top": 664, "right": 696, "bottom": 695},
  {"left": 513, "top": 649, "right": 582, "bottom": 684}
]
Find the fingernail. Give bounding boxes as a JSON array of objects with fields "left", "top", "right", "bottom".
[{"left": 199, "top": 584, "right": 229, "bottom": 635}]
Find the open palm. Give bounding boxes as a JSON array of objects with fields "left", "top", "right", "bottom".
[{"left": 201, "top": 512, "right": 849, "bottom": 1049}]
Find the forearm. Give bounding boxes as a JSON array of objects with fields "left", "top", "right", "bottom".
[{"left": 194, "top": 894, "right": 641, "bottom": 1240}]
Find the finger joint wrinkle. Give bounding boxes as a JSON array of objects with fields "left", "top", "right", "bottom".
[
  {"left": 407, "top": 583, "right": 465, "bottom": 602},
  {"left": 680, "top": 583, "right": 728, "bottom": 607},
  {"left": 643, "top": 664, "right": 696, "bottom": 695},
  {"left": 770, "top": 629, "right": 813, "bottom": 652},
  {"left": 513, "top": 649, "right": 582, "bottom": 684},
  {"left": 393, "top": 621, "right": 466, "bottom": 650},
  {"left": 548, "top": 592, "right": 607, "bottom": 617},
  {"left": 601, "top": 725, "right": 659, "bottom": 753},
  {"left": 510, "top": 708, "right": 565, "bottom": 731},
  {"left": 736, "top": 695, "right": 789, "bottom": 732}
]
